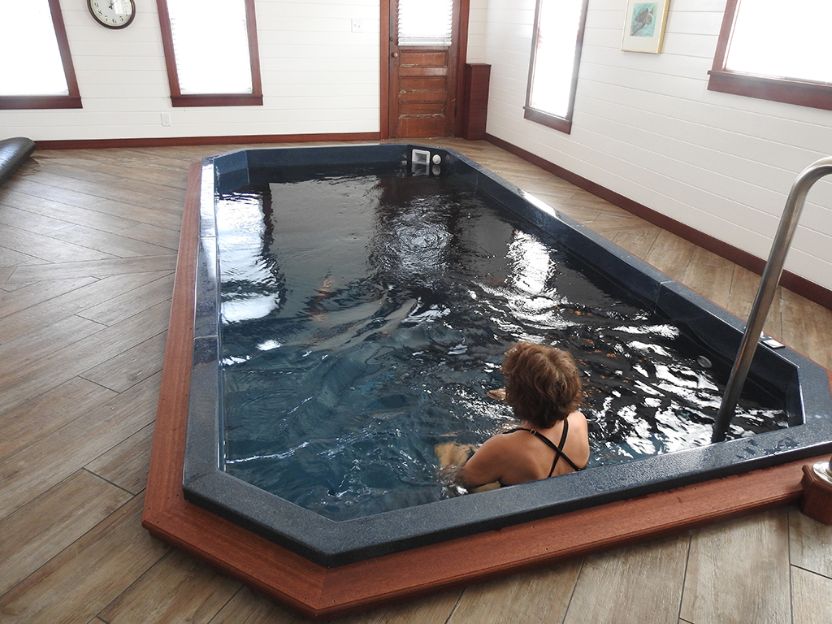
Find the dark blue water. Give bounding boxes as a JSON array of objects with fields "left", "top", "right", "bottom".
[{"left": 218, "top": 166, "right": 787, "bottom": 521}]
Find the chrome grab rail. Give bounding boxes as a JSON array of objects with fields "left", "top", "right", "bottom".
[{"left": 712, "top": 156, "right": 832, "bottom": 443}]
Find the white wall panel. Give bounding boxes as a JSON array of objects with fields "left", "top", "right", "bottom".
[
  {"left": 0, "top": 0, "right": 381, "bottom": 140},
  {"left": 478, "top": 0, "right": 832, "bottom": 291}
]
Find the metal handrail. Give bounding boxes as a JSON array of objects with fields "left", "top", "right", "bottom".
[{"left": 712, "top": 156, "right": 832, "bottom": 443}]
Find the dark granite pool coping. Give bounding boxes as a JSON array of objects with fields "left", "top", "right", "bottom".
[{"left": 183, "top": 144, "right": 832, "bottom": 566}]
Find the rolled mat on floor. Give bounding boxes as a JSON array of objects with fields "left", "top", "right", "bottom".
[{"left": 0, "top": 137, "right": 36, "bottom": 184}]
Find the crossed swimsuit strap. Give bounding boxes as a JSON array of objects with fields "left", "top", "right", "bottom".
[{"left": 504, "top": 419, "right": 583, "bottom": 476}]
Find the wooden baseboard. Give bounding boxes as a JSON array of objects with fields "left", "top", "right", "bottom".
[
  {"left": 34, "top": 132, "right": 380, "bottom": 150},
  {"left": 142, "top": 160, "right": 830, "bottom": 619},
  {"left": 485, "top": 133, "right": 832, "bottom": 311}
]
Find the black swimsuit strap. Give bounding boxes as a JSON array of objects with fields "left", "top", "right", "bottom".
[
  {"left": 503, "top": 422, "right": 583, "bottom": 475},
  {"left": 550, "top": 419, "right": 571, "bottom": 476}
]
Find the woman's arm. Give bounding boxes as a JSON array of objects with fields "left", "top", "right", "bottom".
[
  {"left": 434, "top": 442, "right": 475, "bottom": 469},
  {"left": 457, "top": 436, "right": 505, "bottom": 488}
]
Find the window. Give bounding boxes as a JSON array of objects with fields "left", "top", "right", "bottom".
[
  {"left": 156, "top": 0, "right": 262, "bottom": 106},
  {"left": 709, "top": 0, "right": 832, "bottom": 110},
  {"left": 524, "top": 0, "right": 589, "bottom": 134},
  {"left": 397, "top": 0, "right": 453, "bottom": 47},
  {"left": 0, "top": 0, "right": 81, "bottom": 109}
]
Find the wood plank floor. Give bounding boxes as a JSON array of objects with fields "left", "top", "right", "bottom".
[{"left": 0, "top": 139, "right": 829, "bottom": 624}]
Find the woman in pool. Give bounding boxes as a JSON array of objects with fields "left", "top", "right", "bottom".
[{"left": 437, "top": 342, "right": 589, "bottom": 490}]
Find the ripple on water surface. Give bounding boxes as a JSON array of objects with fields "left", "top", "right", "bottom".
[{"left": 217, "top": 168, "right": 787, "bottom": 521}]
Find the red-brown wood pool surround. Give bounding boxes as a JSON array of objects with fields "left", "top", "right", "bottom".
[{"left": 143, "top": 163, "right": 832, "bottom": 619}]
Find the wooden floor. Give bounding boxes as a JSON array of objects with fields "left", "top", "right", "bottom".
[{"left": 0, "top": 138, "right": 829, "bottom": 624}]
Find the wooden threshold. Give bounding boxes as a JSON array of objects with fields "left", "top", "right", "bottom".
[{"left": 143, "top": 161, "right": 831, "bottom": 619}]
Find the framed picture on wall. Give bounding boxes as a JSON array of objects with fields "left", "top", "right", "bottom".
[{"left": 622, "top": 0, "right": 671, "bottom": 53}]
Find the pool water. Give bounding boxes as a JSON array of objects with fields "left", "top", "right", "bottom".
[{"left": 217, "top": 166, "right": 786, "bottom": 521}]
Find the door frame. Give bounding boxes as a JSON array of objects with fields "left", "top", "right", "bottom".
[{"left": 380, "top": 0, "right": 470, "bottom": 139}]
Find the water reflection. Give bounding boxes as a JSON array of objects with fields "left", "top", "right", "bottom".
[
  {"left": 215, "top": 166, "right": 788, "bottom": 521},
  {"left": 507, "top": 231, "right": 552, "bottom": 296},
  {"left": 216, "top": 187, "right": 284, "bottom": 324}
]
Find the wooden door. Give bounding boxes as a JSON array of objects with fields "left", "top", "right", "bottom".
[{"left": 389, "top": 0, "right": 461, "bottom": 138}]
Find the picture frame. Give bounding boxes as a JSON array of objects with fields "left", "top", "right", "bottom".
[{"left": 622, "top": 0, "right": 671, "bottom": 53}]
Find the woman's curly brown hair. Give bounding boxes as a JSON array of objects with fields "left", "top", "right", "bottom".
[{"left": 502, "top": 342, "right": 582, "bottom": 429}]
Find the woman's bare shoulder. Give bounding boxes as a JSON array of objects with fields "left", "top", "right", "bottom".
[
  {"left": 566, "top": 411, "right": 590, "bottom": 466},
  {"left": 477, "top": 430, "right": 512, "bottom": 454},
  {"left": 569, "top": 410, "right": 589, "bottom": 429}
]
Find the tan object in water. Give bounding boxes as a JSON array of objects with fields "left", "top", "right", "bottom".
[
  {"left": 486, "top": 387, "right": 506, "bottom": 402},
  {"left": 434, "top": 442, "right": 475, "bottom": 469}
]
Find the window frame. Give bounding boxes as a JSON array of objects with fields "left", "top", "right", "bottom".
[
  {"left": 523, "top": 0, "right": 589, "bottom": 134},
  {"left": 0, "top": 0, "right": 82, "bottom": 110},
  {"left": 708, "top": 0, "right": 832, "bottom": 111},
  {"left": 155, "top": 0, "right": 263, "bottom": 107}
]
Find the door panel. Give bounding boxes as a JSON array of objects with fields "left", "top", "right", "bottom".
[
  {"left": 397, "top": 116, "right": 449, "bottom": 138},
  {"left": 400, "top": 77, "right": 447, "bottom": 90},
  {"left": 399, "top": 101, "right": 447, "bottom": 115},
  {"left": 400, "top": 92, "right": 447, "bottom": 104},
  {"left": 400, "top": 66, "right": 448, "bottom": 78},
  {"left": 389, "top": 0, "right": 460, "bottom": 138},
  {"left": 400, "top": 51, "right": 448, "bottom": 65}
]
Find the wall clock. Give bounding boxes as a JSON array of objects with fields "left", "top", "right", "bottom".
[{"left": 88, "top": 0, "right": 136, "bottom": 29}]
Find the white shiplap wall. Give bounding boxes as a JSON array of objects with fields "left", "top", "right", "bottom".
[
  {"left": 2, "top": 0, "right": 830, "bottom": 290},
  {"left": 476, "top": 0, "right": 832, "bottom": 291},
  {"left": 0, "top": 0, "right": 380, "bottom": 140}
]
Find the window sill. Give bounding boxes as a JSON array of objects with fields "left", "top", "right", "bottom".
[
  {"left": 171, "top": 94, "right": 263, "bottom": 107},
  {"left": 0, "top": 95, "right": 82, "bottom": 110},
  {"left": 523, "top": 107, "right": 572, "bottom": 134},
  {"left": 707, "top": 70, "right": 832, "bottom": 111}
]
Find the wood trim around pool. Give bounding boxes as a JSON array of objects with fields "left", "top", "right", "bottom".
[{"left": 143, "top": 162, "right": 829, "bottom": 619}]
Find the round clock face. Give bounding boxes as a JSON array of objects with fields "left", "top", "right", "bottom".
[{"left": 88, "top": 0, "right": 136, "bottom": 29}]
